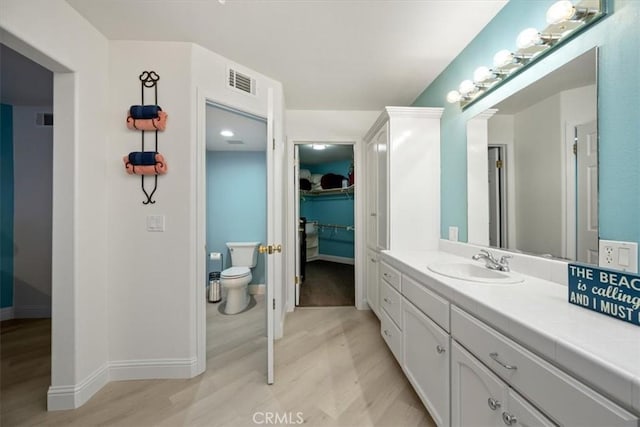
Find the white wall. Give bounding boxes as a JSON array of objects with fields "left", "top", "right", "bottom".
[
  {"left": 0, "top": 0, "right": 110, "bottom": 409},
  {"left": 12, "top": 105, "right": 52, "bottom": 318},
  {"left": 514, "top": 93, "right": 563, "bottom": 256},
  {"left": 284, "top": 110, "right": 379, "bottom": 312},
  {"left": 107, "top": 41, "right": 195, "bottom": 370}
]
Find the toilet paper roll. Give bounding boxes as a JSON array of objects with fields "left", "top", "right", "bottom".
[{"left": 209, "top": 252, "right": 222, "bottom": 261}]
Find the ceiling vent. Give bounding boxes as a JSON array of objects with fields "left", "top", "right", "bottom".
[
  {"left": 35, "top": 112, "right": 53, "bottom": 126},
  {"left": 228, "top": 68, "right": 256, "bottom": 96},
  {"left": 226, "top": 140, "right": 245, "bottom": 145}
]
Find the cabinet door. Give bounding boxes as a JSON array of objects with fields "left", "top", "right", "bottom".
[
  {"left": 375, "top": 123, "right": 388, "bottom": 250},
  {"left": 502, "top": 389, "right": 555, "bottom": 427},
  {"left": 365, "top": 139, "right": 378, "bottom": 249},
  {"left": 451, "top": 341, "right": 506, "bottom": 427},
  {"left": 402, "top": 299, "right": 450, "bottom": 427},
  {"left": 366, "top": 249, "right": 379, "bottom": 317}
]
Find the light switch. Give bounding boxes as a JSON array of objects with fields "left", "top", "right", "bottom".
[
  {"left": 618, "top": 247, "right": 630, "bottom": 267},
  {"left": 146, "top": 215, "right": 165, "bottom": 232},
  {"left": 449, "top": 226, "right": 459, "bottom": 242}
]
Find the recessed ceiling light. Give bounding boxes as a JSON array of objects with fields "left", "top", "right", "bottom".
[
  {"left": 220, "top": 130, "right": 234, "bottom": 137},
  {"left": 311, "top": 144, "right": 327, "bottom": 150}
]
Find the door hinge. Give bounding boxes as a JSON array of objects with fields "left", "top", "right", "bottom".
[
  {"left": 272, "top": 138, "right": 275, "bottom": 150},
  {"left": 573, "top": 143, "right": 577, "bottom": 155},
  {"left": 272, "top": 299, "right": 276, "bottom": 310},
  {"left": 496, "top": 160, "right": 503, "bottom": 169},
  {"left": 295, "top": 276, "right": 300, "bottom": 285}
]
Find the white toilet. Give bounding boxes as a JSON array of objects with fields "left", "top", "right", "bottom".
[{"left": 221, "top": 242, "right": 260, "bottom": 314}]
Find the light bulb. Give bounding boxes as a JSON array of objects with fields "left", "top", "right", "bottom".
[
  {"left": 473, "top": 66, "right": 494, "bottom": 83},
  {"left": 446, "top": 90, "right": 462, "bottom": 103},
  {"left": 546, "top": 1, "right": 576, "bottom": 24},
  {"left": 220, "top": 129, "right": 234, "bottom": 137},
  {"left": 517, "top": 28, "right": 541, "bottom": 49},
  {"left": 312, "top": 144, "right": 326, "bottom": 150},
  {"left": 459, "top": 80, "right": 476, "bottom": 96},
  {"left": 493, "top": 50, "right": 514, "bottom": 68}
]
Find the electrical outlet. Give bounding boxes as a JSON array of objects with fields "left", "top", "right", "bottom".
[{"left": 598, "top": 240, "right": 638, "bottom": 273}]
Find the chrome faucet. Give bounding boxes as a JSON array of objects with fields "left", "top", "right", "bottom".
[{"left": 472, "top": 249, "right": 511, "bottom": 272}]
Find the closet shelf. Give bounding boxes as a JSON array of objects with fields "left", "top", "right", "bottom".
[{"left": 301, "top": 185, "right": 354, "bottom": 197}]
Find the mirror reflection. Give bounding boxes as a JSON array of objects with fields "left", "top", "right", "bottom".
[{"left": 473, "top": 48, "right": 598, "bottom": 263}]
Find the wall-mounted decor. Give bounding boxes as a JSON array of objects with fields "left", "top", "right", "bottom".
[{"left": 123, "top": 70, "right": 168, "bottom": 205}]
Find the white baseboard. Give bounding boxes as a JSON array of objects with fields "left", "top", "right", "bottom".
[
  {"left": 313, "top": 255, "right": 354, "bottom": 265},
  {"left": 109, "top": 358, "right": 197, "bottom": 381},
  {"left": 248, "top": 284, "right": 265, "bottom": 295},
  {"left": 14, "top": 304, "right": 51, "bottom": 318},
  {"left": 0, "top": 306, "right": 15, "bottom": 321},
  {"left": 47, "top": 363, "right": 109, "bottom": 411},
  {"left": 47, "top": 358, "right": 197, "bottom": 410}
]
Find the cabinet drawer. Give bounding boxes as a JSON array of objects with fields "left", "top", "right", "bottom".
[
  {"left": 380, "top": 280, "right": 402, "bottom": 327},
  {"left": 402, "top": 274, "right": 450, "bottom": 332},
  {"left": 451, "top": 307, "right": 638, "bottom": 427},
  {"left": 381, "top": 309, "right": 402, "bottom": 364},
  {"left": 380, "top": 261, "right": 401, "bottom": 290}
]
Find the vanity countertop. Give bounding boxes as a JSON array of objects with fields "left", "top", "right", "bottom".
[{"left": 380, "top": 249, "right": 640, "bottom": 415}]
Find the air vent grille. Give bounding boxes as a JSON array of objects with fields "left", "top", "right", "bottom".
[
  {"left": 228, "top": 68, "right": 256, "bottom": 95},
  {"left": 36, "top": 113, "right": 53, "bottom": 126},
  {"left": 226, "top": 140, "right": 244, "bottom": 145}
]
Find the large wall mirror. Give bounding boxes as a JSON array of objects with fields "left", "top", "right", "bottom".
[{"left": 467, "top": 47, "right": 598, "bottom": 264}]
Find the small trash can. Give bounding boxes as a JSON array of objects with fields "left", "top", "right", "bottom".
[
  {"left": 207, "top": 252, "right": 223, "bottom": 303},
  {"left": 208, "top": 271, "right": 221, "bottom": 303}
]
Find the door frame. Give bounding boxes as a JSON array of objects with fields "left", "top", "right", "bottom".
[
  {"left": 487, "top": 144, "right": 508, "bottom": 248},
  {"left": 285, "top": 139, "right": 365, "bottom": 313},
  {"left": 195, "top": 88, "right": 277, "bottom": 382}
]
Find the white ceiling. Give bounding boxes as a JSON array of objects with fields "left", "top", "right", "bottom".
[
  {"left": 299, "top": 143, "right": 353, "bottom": 164},
  {"left": 206, "top": 103, "right": 267, "bottom": 151},
  {"left": 66, "top": 0, "right": 508, "bottom": 110},
  {"left": 492, "top": 48, "right": 597, "bottom": 115},
  {"left": 1, "top": 44, "right": 53, "bottom": 106}
]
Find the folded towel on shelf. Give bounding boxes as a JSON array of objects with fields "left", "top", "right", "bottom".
[
  {"left": 300, "top": 169, "right": 311, "bottom": 180},
  {"left": 123, "top": 152, "right": 168, "bottom": 175},
  {"left": 129, "top": 105, "right": 162, "bottom": 120},
  {"left": 127, "top": 110, "right": 168, "bottom": 131},
  {"left": 300, "top": 178, "right": 312, "bottom": 191},
  {"left": 128, "top": 151, "right": 159, "bottom": 166},
  {"left": 321, "top": 173, "right": 346, "bottom": 189}
]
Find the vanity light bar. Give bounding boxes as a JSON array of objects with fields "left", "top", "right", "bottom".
[{"left": 446, "top": 0, "right": 602, "bottom": 109}]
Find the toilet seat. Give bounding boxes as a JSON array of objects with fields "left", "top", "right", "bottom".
[{"left": 221, "top": 266, "right": 250, "bottom": 279}]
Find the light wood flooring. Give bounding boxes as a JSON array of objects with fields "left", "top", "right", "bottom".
[{"left": 1, "top": 297, "right": 434, "bottom": 427}]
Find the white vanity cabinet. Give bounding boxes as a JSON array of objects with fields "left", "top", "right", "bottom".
[
  {"left": 451, "top": 342, "right": 554, "bottom": 427},
  {"left": 363, "top": 107, "right": 443, "bottom": 253},
  {"left": 402, "top": 297, "right": 450, "bottom": 427},
  {"left": 451, "top": 307, "right": 638, "bottom": 427},
  {"left": 365, "top": 249, "right": 379, "bottom": 316}
]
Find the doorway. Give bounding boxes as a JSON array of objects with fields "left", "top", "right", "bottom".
[
  {"left": 294, "top": 143, "right": 355, "bottom": 307},
  {"left": 0, "top": 43, "right": 54, "bottom": 419},
  {"left": 204, "top": 103, "right": 268, "bottom": 361},
  {"left": 487, "top": 145, "right": 507, "bottom": 248}
]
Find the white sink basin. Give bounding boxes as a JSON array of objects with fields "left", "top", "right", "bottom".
[{"left": 427, "top": 262, "right": 524, "bottom": 284}]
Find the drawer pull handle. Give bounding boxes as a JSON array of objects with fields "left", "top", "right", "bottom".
[
  {"left": 383, "top": 273, "right": 390, "bottom": 277},
  {"left": 487, "top": 398, "right": 501, "bottom": 411},
  {"left": 370, "top": 258, "right": 377, "bottom": 263},
  {"left": 436, "top": 345, "right": 446, "bottom": 354},
  {"left": 383, "top": 329, "right": 390, "bottom": 337},
  {"left": 370, "top": 213, "right": 377, "bottom": 217},
  {"left": 502, "top": 412, "right": 517, "bottom": 426},
  {"left": 490, "top": 352, "right": 517, "bottom": 370},
  {"left": 383, "top": 297, "right": 392, "bottom": 304}
]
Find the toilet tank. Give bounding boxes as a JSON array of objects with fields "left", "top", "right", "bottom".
[{"left": 226, "top": 242, "right": 260, "bottom": 267}]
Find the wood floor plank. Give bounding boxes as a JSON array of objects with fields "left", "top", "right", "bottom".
[{"left": 1, "top": 298, "right": 434, "bottom": 426}]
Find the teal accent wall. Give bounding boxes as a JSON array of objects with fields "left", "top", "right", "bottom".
[
  {"left": 301, "top": 160, "right": 354, "bottom": 259},
  {"left": 0, "top": 104, "right": 14, "bottom": 308},
  {"left": 413, "top": 0, "right": 640, "bottom": 260},
  {"left": 206, "top": 151, "right": 266, "bottom": 284}
]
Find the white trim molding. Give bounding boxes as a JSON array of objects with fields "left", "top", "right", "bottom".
[
  {"left": 313, "top": 255, "right": 355, "bottom": 265},
  {"left": 47, "top": 358, "right": 198, "bottom": 410},
  {"left": 47, "top": 363, "right": 109, "bottom": 411},
  {"left": 0, "top": 306, "right": 15, "bottom": 321}
]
